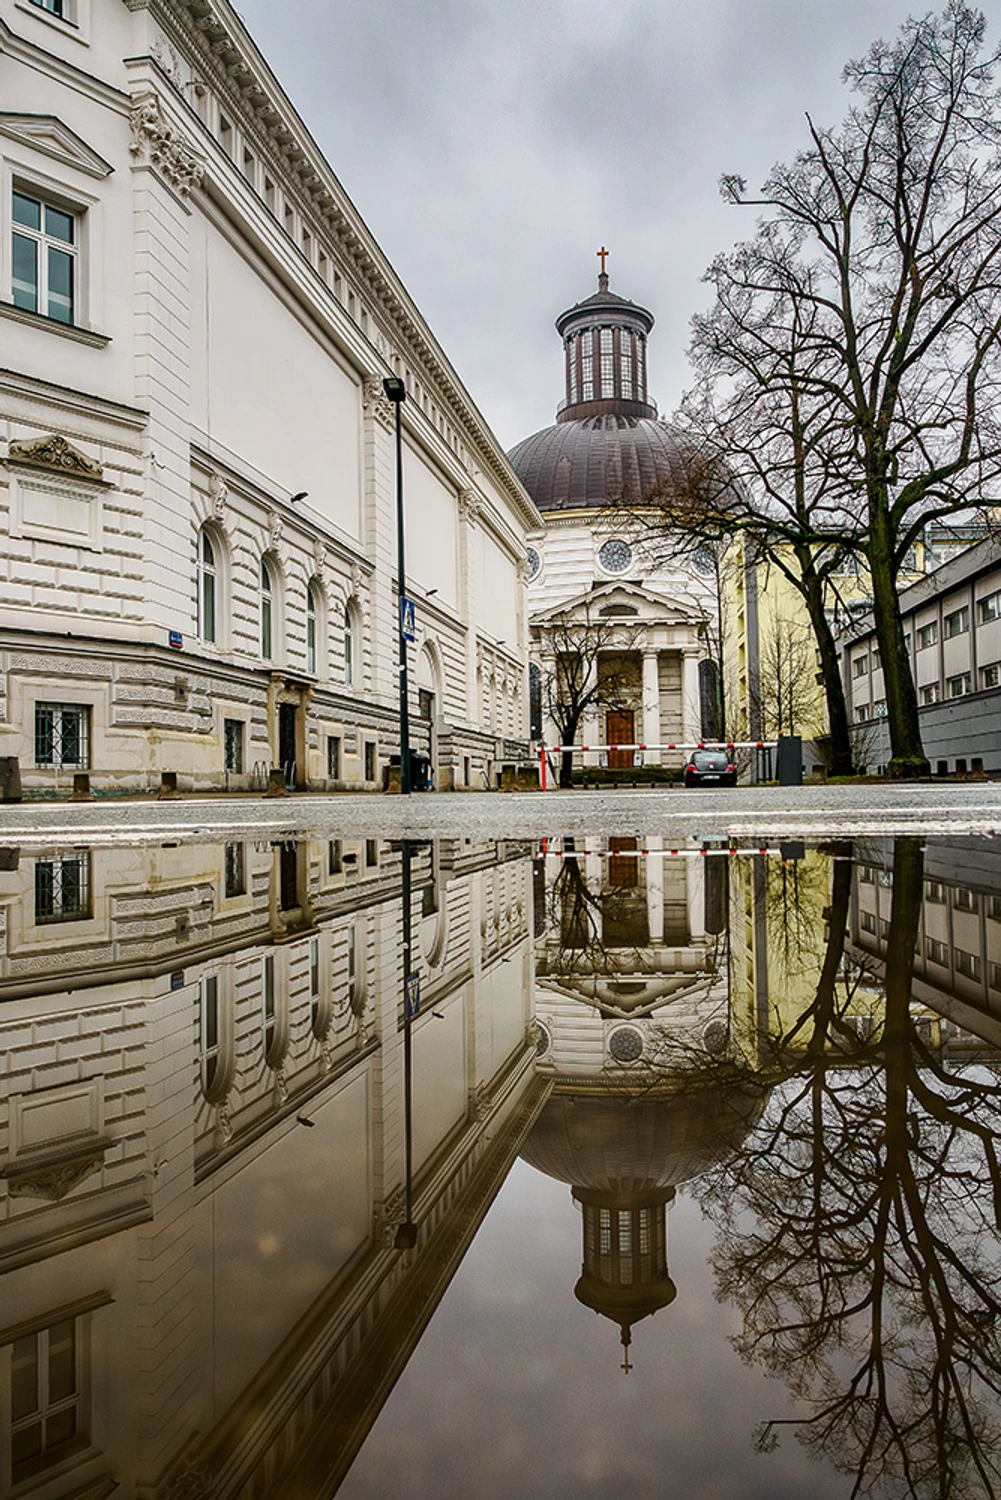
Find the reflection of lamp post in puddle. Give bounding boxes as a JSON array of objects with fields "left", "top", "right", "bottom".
[{"left": 395, "top": 838, "right": 420, "bottom": 1249}]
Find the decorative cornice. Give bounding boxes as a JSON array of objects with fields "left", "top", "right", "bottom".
[
  {"left": 3, "top": 1138, "right": 112, "bottom": 1201},
  {"left": 129, "top": 91, "right": 204, "bottom": 199},
  {"left": 361, "top": 374, "right": 394, "bottom": 428},
  {"left": 140, "top": 0, "right": 540, "bottom": 531},
  {"left": 6, "top": 432, "right": 107, "bottom": 485}
]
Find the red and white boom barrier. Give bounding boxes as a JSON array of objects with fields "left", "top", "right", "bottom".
[{"left": 536, "top": 740, "right": 775, "bottom": 791}]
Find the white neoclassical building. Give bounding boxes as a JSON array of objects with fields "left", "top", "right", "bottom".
[
  {"left": 508, "top": 266, "right": 717, "bottom": 765},
  {"left": 0, "top": 0, "right": 538, "bottom": 795}
]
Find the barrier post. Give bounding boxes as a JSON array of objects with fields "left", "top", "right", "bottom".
[{"left": 539, "top": 743, "right": 547, "bottom": 792}]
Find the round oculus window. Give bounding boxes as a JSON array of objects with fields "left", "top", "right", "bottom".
[
  {"left": 693, "top": 546, "right": 716, "bottom": 576},
  {"left": 598, "top": 538, "right": 632, "bottom": 574},
  {"left": 527, "top": 546, "right": 542, "bottom": 580},
  {"left": 608, "top": 1026, "right": 644, "bottom": 1063}
]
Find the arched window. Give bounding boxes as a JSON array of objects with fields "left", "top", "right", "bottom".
[
  {"left": 260, "top": 557, "right": 273, "bottom": 660},
  {"left": 197, "top": 527, "right": 217, "bottom": 644},
  {"left": 306, "top": 584, "right": 318, "bottom": 675},
  {"left": 344, "top": 601, "right": 356, "bottom": 686}
]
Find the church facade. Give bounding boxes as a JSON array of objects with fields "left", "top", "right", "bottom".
[
  {"left": 509, "top": 264, "right": 715, "bottom": 769},
  {"left": 0, "top": 0, "right": 537, "bottom": 796}
]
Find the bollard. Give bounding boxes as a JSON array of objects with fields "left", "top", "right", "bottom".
[
  {"left": 0, "top": 757, "right": 21, "bottom": 803},
  {"left": 264, "top": 768, "right": 286, "bottom": 797},
  {"left": 777, "top": 735, "right": 803, "bottom": 788}
]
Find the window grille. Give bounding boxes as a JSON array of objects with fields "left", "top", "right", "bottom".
[
  {"left": 224, "top": 841, "right": 245, "bottom": 898},
  {"left": 224, "top": 719, "right": 243, "bottom": 774},
  {"left": 34, "top": 851, "right": 90, "bottom": 924},
  {"left": 35, "top": 704, "right": 89, "bottom": 769}
]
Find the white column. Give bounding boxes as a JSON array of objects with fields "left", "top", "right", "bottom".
[
  {"left": 682, "top": 650, "right": 703, "bottom": 745},
  {"left": 647, "top": 836, "right": 664, "bottom": 944},
  {"left": 582, "top": 657, "right": 600, "bottom": 767},
  {"left": 687, "top": 857, "right": 706, "bottom": 941},
  {"left": 642, "top": 650, "right": 661, "bottom": 764}
]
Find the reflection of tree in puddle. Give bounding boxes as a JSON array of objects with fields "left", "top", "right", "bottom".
[{"left": 690, "top": 839, "right": 1001, "bottom": 1498}]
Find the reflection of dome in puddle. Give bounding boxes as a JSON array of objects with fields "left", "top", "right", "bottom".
[
  {"left": 521, "top": 1082, "right": 763, "bottom": 1364},
  {"left": 521, "top": 1082, "right": 762, "bottom": 1195}
]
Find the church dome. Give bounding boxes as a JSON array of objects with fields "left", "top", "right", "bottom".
[
  {"left": 508, "top": 413, "right": 695, "bottom": 515},
  {"left": 508, "top": 258, "right": 696, "bottom": 514},
  {"left": 520, "top": 1083, "right": 763, "bottom": 1196}
]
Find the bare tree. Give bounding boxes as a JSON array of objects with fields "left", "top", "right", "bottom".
[
  {"left": 751, "top": 613, "right": 824, "bottom": 743},
  {"left": 532, "top": 603, "right": 639, "bottom": 788},
  {"left": 698, "top": 3, "right": 1001, "bottom": 778}
]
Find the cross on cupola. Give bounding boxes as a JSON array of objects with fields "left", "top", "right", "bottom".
[{"left": 597, "top": 245, "right": 610, "bottom": 291}]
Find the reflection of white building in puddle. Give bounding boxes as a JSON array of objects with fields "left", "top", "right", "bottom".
[
  {"left": 525, "top": 841, "right": 753, "bottom": 1363},
  {"left": 850, "top": 840, "right": 1001, "bottom": 1053},
  {"left": 0, "top": 838, "right": 546, "bottom": 1499}
]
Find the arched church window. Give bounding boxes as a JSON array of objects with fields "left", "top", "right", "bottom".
[
  {"left": 598, "top": 537, "right": 632, "bottom": 574},
  {"left": 260, "top": 558, "right": 274, "bottom": 660},
  {"left": 197, "top": 527, "right": 217, "bottom": 644}
]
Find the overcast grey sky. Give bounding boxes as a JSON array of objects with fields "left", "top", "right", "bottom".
[{"left": 235, "top": 0, "right": 1001, "bottom": 453}]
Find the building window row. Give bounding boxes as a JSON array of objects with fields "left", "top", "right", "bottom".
[{"left": 197, "top": 525, "right": 360, "bottom": 682}]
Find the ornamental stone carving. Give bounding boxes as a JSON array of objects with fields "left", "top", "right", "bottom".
[
  {"left": 129, "top": 93, "right": 204, "bottom": 199},
  {"left": 7, "top": 433, "right": 105, "bottom": 484},
  {"left": 267, "top": 511, "right": 284, "bottom": 556},
  {"left": 159, "top": 1466, "right": 215, "bottom": 1500},
  {"left": 517, "top": 556, "right": 533, "bottom": 583},
  {"left": 361, "top": 374, "right": 394, "bottom": 427},
  {"left": 214, "top": 1101, "right": 233, "bottom": 1146},
  {"left": 374, "top": 1185, "right": 406, "bottom": 1247},
  {"left": 209, "top": 472, "right": 228, "bottom": 521},
  {"left": 313, "top": 539, "right": 328, "bottom": 580},
  {"left": 6, "top": 1150, "right": 105, "bottom": 1202},
  {"left": 151, "top": 35, "right": 182, "bottom": 83},
  {"left": 468, "top": 1081, "right": 490, "bottom": 1121},
  {"left": 350, "top": 562, "right": 363, "bottom": 597},
  {"left": 458, "top": 489, "right": 482, "bottom": 524}
]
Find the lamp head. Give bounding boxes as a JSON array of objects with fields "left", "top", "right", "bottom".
[
  {"left": 383, "top": 377, "right": 406, "bottom": 404},
  {"left": 290, "top": 491, "right": 308, "bottom": 503}
]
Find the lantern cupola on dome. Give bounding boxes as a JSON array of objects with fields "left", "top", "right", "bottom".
[{"left": 556, "top": 249, "right": 656, "bottom": 424}]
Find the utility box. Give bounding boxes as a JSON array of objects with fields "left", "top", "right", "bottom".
[{"left": 777, "top": 735, "right": 803, "bottom": 787}]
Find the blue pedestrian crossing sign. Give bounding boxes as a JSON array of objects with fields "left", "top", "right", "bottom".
[
  {"left": 406, "top": 971, "right": 421, "bottom": 1019},
  {"left": 401, "top": 596, "right": 416, "bottom": 641}
]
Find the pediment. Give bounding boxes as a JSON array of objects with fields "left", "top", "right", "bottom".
[
  {"left": 6, "top": 432, "right": 107, "bottom": 486},
  {"left": 531, "top": 579, "right": 702, "bottom": 628},
  {"left": 0, "top": 114, "right": 113, "bottom": 179}
]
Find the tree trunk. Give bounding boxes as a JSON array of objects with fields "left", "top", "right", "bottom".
[
  {"left": 868, "top": 501, "right": 929, "bottom": 778},
  {"left": 797, "top": 558, "right": 853, "bottom": 776}
]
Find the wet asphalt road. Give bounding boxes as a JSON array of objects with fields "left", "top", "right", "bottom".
[{"left": 0, "top": 782, "right": 998, "bottom": 846}]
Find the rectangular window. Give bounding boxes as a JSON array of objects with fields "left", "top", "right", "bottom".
[
  {"left": 620, "top": 347, "right": 633, "bottom": 398},
  {"left": 925, "top": 880, "right": 945, "bottom": 903},
  {"left": 224, "top": 841, "right": 245, "bottom": 899},
  {"left": 310, "top": 935, "right": 320, "bottom": 997},
  {"left": 859, "top": 865, "right": 875, "bottom": 884},
  {"left": 34, "top": 851, "right": 90, "bottom": 924},
  {"left": 861, "top": 910, "right": 876, "bottom": 933},
  {"left": 948, "top": 673, "right": 971, "bottom": 698},
  {"left": 920, "top": 683, "right": 940, "bottom": 705},
  {"left": 327, "top": 735, "right": 341, "bottom": 780},
  {"left": 978, "top": 591, "right": 1001, "bottom": 624},
  {"left": 988, "top": 893, "right": 1001, "bottom": 922},
  {"left": 263, "top": 953, "right": 276, "bottom": 1055},
  {"left": 983, "top": 664, "right": 1000, "bottom": 689},
  {"left": 925, "top": 937, "right": 948, "bottom": 965},
  {"left": 365, "top": 838, "right": 378, "bottom": 868},
  {"left": 991, "top": 961, "right": 1001, "bottom": 993},
  {"left": 9, "top": 1316, "right": 84, "bottom": 1486},
  {"left": 224, "top": 719, "right": 243, "bottom": 775},
  {"left": 12, "top": 189, "right": 77, "bottom": 324},
  {"left": 917, "top": 621, "right": 939, "bottom": 649},
  {"left": 28, "top": 0, "right": 66, "bottom": 12},
  {"left": 364, "top": 741, "right": 375, "bottom": 782},
  {"left": 957, "top": 948, "right": 982, "bottom": 981},
  {"left": 945, "top": 606, "right": 970, "bottom": 637},
  {"left": 329, "top": 839, "right": 342, "bottom": 875},
  {"left": 954, "top": 887, "right": 978, "bottom": 912},
  {"left": 35, "top": 704, "right": 89, "bottom": 769},
  {"left": 852, "top": 655, "right": 869, "bottom": 678},
  {"left": 580, "top": 336, "right": 593, "bottom": 401},
  {"left": 855, "top": 704, "right": 870, "bottom": 722}
]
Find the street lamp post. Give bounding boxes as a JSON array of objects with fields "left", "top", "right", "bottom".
[{"left": 383, "top": 377, "right": 410, "bottom": 796}]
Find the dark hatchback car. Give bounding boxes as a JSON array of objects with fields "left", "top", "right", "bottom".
[{"left": 683, "top": 749, "right": 737, "bottom": 788}]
